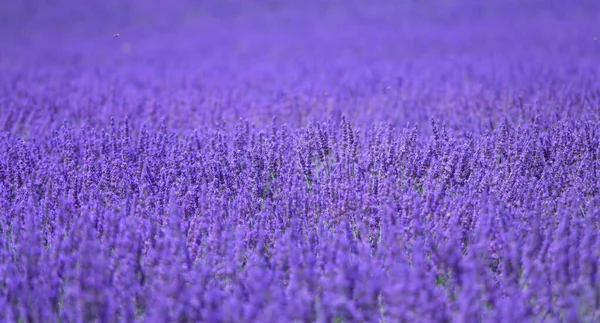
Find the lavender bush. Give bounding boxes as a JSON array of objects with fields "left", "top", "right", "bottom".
[{"left": 1, "top": 1, "right": 599, "bottom": 322}]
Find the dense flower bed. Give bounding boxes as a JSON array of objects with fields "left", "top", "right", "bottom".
[{"left": 1, "top": 1, "right": 599, "bottom": 322}]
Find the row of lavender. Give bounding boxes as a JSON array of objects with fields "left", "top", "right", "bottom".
[
  {"left": 3, "top": 58, "right": 600, "bottom": 138},
  {"left": 1, "top": 111, "right": 599, "bottom": 321}
]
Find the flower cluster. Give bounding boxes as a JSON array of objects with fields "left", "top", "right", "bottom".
[{"left": 1, "top": 115, "right": 599, "bottom": 321}]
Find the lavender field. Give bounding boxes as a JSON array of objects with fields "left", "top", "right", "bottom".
[{"left": 1, "top": 1, "right": 600, "bottom": 322}]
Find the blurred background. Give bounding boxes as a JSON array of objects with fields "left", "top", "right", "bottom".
[
  {"left": 0, "top": 0, "right": 599, "bottom": 134},
  {"left": 1, "top": 0, "right": 598, "bottom": 65}
]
